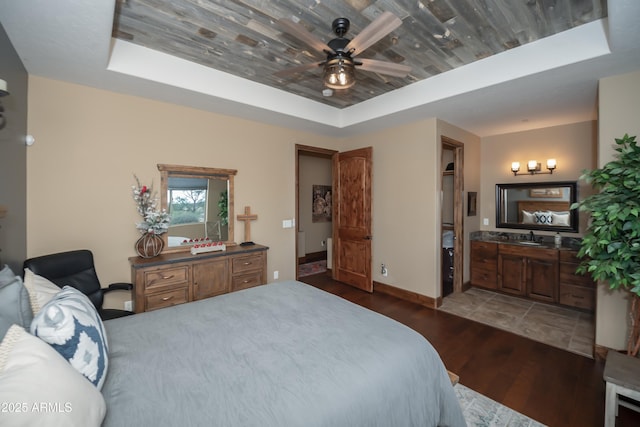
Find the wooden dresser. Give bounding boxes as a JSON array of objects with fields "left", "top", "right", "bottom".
[{"left": 129, "top": 244, "right": 268, "bottom": 313}]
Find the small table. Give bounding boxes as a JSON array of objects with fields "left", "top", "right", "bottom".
[{"left": 603, "top": 350, "right": 640, "bottom": 427}]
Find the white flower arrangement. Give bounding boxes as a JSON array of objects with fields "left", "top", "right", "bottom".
[{"left": 132, "top": 175, "right": 170, "bottom": 235}]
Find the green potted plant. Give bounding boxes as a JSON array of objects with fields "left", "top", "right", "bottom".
[{"left": 573, "top": 134, "right": 640, "bottom": 356}]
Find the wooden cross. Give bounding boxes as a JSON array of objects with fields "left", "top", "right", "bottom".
[{"left": 237, "top": 206, "right": 258, "bottom": 244}]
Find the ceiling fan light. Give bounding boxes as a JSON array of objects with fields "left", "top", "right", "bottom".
[{"left": 323, "top": 58, "right": 355, "bottom": 89}]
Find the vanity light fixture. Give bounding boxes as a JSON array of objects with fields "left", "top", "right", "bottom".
[{"left": 511, "top": 158, "right": 557, "bottom": 176}]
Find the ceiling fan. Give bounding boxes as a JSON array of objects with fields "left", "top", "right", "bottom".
[{"left": 275, "top": 11, "right": 411, "bottom": 91}]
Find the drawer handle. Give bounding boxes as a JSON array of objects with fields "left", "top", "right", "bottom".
[
  {"left": 243, "top": 262, "right": 252, "bottom": 266},
  {"left": 162, "top": 274, "right": 175, "bottom": 280},
  {"left": 161, "top": 296, "right": 174, "bottom": 301},
  {"left": 243, "top": 279, "right": 250, "bottom": 283},
  {"left": 572, "top": 294, "right": 585, "bottom": 299}
]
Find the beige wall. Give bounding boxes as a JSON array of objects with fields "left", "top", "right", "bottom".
[
  {"left": 26, "top": 76, "right": 340, "bottom": 308},
  {"left": 342, "top": 118, "right": 481, "bottom": 298},
  {"left": 595, "top": 69, "right": 640, "bottom": 351},
  {"left": 298, "top": 155, "right": 332, "bottom": 255},
  {"left": 480, "top": 120, "right": 597, "bottom": 237}
]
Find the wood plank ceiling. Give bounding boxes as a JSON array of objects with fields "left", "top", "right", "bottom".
[{"left": 112, "top": 0, "right": 607, "bottom": 109}]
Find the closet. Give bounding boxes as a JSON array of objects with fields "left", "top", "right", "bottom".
[{"left": 440, "top": 137, "right": 464, "bottom": 297}]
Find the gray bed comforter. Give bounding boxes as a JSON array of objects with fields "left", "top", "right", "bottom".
[{"left": 102, "top": 281, "right": 465, "bottom": 427}]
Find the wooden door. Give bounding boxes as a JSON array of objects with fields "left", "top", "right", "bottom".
[
  {"left": 192, "top": 258, "right": 229, "bottom": 300},
  {"left": 333, "top": 147, "right": 373, "bottom": 292}
]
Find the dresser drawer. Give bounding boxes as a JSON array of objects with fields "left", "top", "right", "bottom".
[
  {"left": 471, "top": 267, "right": 497, "bottom": 289},
  {"left": 143, "top": 266, "right": 189, "bottom": 290},
  {"left": 560, "top": 265, "right": 595, "bottom": 288},
  {"left": 231, "top": 271, "right": 264, "bottom": 292},
  {"left": 145, "top": 287, "right": 189, "bottom": 311},
  {"left": 232, "top": 253, "right": 264, "bottom": 274},
  {"left": 559, "top": 284, "right": 595, "bottom": 310}
]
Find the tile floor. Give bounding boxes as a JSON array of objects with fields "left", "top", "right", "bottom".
[{"left": 439, "top": 287, "right": 595, "bottom": 358}]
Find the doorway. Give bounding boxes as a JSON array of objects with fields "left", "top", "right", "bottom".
[
  {"left": 295, "top": 145, "right": 336, "bottom": 280},
  {"left": 441, "top": 137, "right": 464, "bottom": 296}
]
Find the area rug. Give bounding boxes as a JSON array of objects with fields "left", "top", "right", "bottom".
[
  {"left": 298, "top": 260, "right": 327, "bottom": 278},
  {"left": 455, "top": 384, "right": 546, "bottom": 427}
]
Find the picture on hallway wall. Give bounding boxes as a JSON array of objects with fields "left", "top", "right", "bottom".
[{"left": 312, "top": 185, "right": 332, "bottom": 223}]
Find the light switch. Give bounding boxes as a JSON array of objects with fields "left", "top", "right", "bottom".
[
  {"left": 483, "top": 218, "right": 489, "bottom": 226},
  {"left": 282, "top": 219, "right": 293, "bottom": 228}
]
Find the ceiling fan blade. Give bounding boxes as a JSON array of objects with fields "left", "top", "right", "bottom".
[
  {"left": 357, "top": 58, "right": 411, "bottom": 77},
  {"left": 346, "top": 12, "right": 402, "bottom": 56},
  {"left": 277, "top": 18, "right": 332, "bottom": 55},
  {"left": 274, "top": 62, "right": 323, "bottom": 78}
]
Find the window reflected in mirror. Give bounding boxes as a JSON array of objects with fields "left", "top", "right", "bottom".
[
  {"left": 166, "top": 177, "right": 229, "bottom": 245},
  {"left": 158, "top": 164, "right": 237, "bottom": 252}
]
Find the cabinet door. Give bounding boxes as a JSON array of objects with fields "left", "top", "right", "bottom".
[
  {"left": 192, "top": 258, "right": 229, "bottom": 300},
  {"left": 527, "top": 257, "right": 558, "bottom": 303},
  {"left": 470, "top": 241, "right": 498, "bottom": 289},
  {"left": 498, "top": 253, "right": 526, "bottom": 295}
]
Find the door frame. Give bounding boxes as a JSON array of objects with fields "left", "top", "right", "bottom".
[
  {"left": 295, "top": 144, "right": 338, "bottom": 280},
  {"left": 441, "top": 136, "right": 464, "bottom": 294}
]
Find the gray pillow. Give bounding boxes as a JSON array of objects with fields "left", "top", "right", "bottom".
[{"left": 0, "top": 265, "right": 34, "bottom": 339}]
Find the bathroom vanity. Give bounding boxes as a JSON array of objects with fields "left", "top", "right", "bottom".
[{"left": 470, "top": 239, "right": 595, "bottom": 311}]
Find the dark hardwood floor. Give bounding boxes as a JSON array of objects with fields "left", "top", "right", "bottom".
[{"left": 300, "top": 273, "right": 640, "bottom": 427}]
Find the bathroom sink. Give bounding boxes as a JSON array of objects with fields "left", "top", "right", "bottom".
[{"left": 516, "top": 241, "right": 542, "bottom": 246}]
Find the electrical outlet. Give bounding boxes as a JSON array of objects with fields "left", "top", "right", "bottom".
[
  {"left": 381, "top": 263, "right": 388, "bottom": 277},
  {"left": 274, "top": 270, "right": 279, "bottom": 280},
  {"left": 124, "top": 300, "right": 133, "bottom": 311}
]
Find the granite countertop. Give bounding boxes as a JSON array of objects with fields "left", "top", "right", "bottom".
[{"left": 470, "top": 231, "right": 582, "bottom": 251}]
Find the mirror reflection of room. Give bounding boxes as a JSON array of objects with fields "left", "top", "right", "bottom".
[
  {"left": 496, "top": 182, "right": 578, "bottom": 233},
  {"left": 166, "top": 177, "right": 229, "bottom": 246}
]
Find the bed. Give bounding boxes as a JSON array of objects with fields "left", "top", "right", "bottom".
[{"left": 100, "top": 280, "right": 466, "bottom": 427}]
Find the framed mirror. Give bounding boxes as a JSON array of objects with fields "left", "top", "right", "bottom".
[
  {"left": 158, "top": 164, "right": 237, "bottom": 252},
  {"left": 496, "top": 181, "right": 578, "bottom": 233}
]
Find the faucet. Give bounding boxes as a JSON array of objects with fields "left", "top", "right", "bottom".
[{"left": 529, "top": 231, "right": 535, "bottom": 241}]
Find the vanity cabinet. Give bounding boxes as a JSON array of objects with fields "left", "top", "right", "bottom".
[
  {"left": 470, "top": 241, "right": 498, "bottom": 289},
  {"left": 498, "top": 244, "right": 558, "bottom": 302},
  {"left": 559, "top": 250, "right": 596, "bottom": 310},
  {"left": 129, "top": 244, "right": 268, "bottom": 313},
  {"left": 471, "top": 241, "right": 596, "bottom": 310}
]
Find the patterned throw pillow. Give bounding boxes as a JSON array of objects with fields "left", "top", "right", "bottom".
[
  {"left": 30, "top": 286, "right": 109, "bottom": 389},
  {"left": 534, "top": 211, "right": 553, "bottom": 225}
]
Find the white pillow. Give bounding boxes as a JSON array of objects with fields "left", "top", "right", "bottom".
[
  {"left": 31, "top": 287, "right": 109, "bottom": 389},
  {"left": 23, "top": 268, "right": 61, "bottom": 314},
  {"left": 0, "top": 325, "right": 106, "bottom": 426},
  {"left": 552, "top": 211, "right": 571, "bottom": 226},
  {"left": 521, "top": 210, "right": 535, "bottom": 224}
]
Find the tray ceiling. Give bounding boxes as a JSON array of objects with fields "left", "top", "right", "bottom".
[{"left": 112, "top": 0, "right": 607, "bottom": 109}]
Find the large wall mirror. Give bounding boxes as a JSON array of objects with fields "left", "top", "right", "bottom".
[
  {"left": 496, "top": 181, "right": 578, "bottom": 233},
  {"left": 158, "top": 164, "right": 237, "bottom": 252}
]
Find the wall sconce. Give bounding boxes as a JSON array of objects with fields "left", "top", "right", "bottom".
[
  {"left": 0, "top": 79, "right": 8, "bottom": 130},
  {"left": 511, "top": 159, "right": 557, "bottom": 176}
]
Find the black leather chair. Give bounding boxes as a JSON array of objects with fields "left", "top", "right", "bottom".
[{"left": 23, "top": 249, "right": 134, "bottom": 320}]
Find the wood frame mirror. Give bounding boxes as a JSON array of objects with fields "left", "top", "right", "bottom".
[
  {"left": 158, "top": 164, "right": 237, "bottom": 253},
  {"left": 495, "top": 181, "right": 578, "bottom": 233}
]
